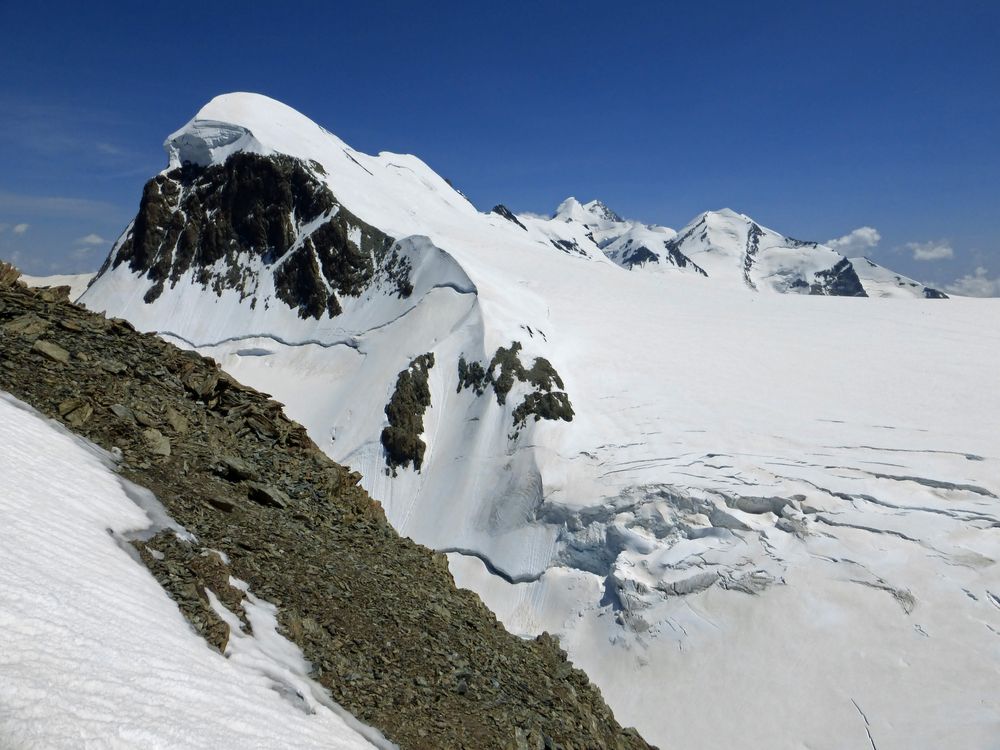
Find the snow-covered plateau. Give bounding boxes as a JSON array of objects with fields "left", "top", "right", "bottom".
[{"left": 79, "top": 93, "right": 1000, "bottom": 749}]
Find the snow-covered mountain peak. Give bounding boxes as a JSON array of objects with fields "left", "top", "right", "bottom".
[
  {"left": 163, "top": 92, "right": 477, "bottom": 239},
  {"left": 144, "top": 93, "right": 934, "bottom": 308},
  {"left": 194, "top": 91, "right": 322, "bottom": 132},
  {"left": 657, "top": 207, "right": 869, "bottom": 294},
  {"left": 701, "top": 206, "right": 746, "bottom": 222},
  {"left": 554, "top": 197, "right": 625, "bottom": 227},
  {"left": 553, "top": 196, "right": 586, "bottom": 220},
  {"left": 582, "top": 199, "right": 624, "bottom": 223},
  {"left": 165, "top": 92, "right": 345, "bottom": 169},
  {"left": 682, "top": 207, "right": 756, "bottom": 241}
]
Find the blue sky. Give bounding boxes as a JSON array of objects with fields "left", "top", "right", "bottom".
[{"left": 1, "top": 1, "right": 997, "bottom": 293}]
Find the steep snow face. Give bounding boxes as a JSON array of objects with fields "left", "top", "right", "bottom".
[
  {"left": 850, "top": 256, "right": 949, "bottom": 298},
  {"left": 0, "top": 394, "right": 378, "bottom": 749},
  {"left": 660, "top": 209, "right": 867, "bottom": 294},
  {"left": 82, "top": 93, "right": 1000, "bottom": 750}
]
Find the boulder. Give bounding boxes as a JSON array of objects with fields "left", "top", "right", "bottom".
[
  {"left": 142, "top": 428, "right": 171, "bottom": 457},
  {"left": 109, "top": 403, "right": 137, "bottom": 423},
  {"left": 4, "top": 313, "right": 50, "bottom": 337},
  {"left": 246, "top": 482, "right": 289, "bottom": 509},
  {"left": 0, "top": 261, "right": 21, "bottom": 287},
  {"left": 58, "top": 398, "right": 94, "bottom": 427},
  {"left": 31, "top": 339, "right": 70, "bottom": 364},
  {"left": 37, "top": 286, "right": 71, "bottom": 303},
  {"left": 165, "top": 406, "right": 189, "bottom": 434},
  {"left": 183, "top": 370, "right": 220, "bottom": 399},
  {"left": 213, "top": 455, "right": 256, "bottom": 482}
]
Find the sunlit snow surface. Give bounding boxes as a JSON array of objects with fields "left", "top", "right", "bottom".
[
  {"left": 82, "top": 93, "right": 1000, "bottom": 749},
  {"left": 0, "top": 394, "right": 377, "bottom": 749}
]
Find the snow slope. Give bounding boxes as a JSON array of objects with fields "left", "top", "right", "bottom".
[
  {"left": 0, "top": 393, "right": 380, "bottom": 750},
  {"left": 81, "top": 93, "right": 1000, "bottom": 749},
  {"left": 850, "top": 256, "right": 948, "bottom": 298}
]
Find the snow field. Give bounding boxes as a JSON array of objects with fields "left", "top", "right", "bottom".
[
  {"left": 78, "top": 92, "right": 1000, "bottom": 748},
  {"left": 0, "top": 394, "right": 379, "bottom": 749}
]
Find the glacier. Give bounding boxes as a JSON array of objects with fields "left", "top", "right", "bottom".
[{"left": 80, "top": 92, "right": 1000, "bottom": 749}]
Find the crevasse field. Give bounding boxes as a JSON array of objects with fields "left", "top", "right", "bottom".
[{"left": 80, "top": 94, "right": 1000, "bottom": 749}]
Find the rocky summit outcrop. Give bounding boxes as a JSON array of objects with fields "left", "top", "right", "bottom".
[
  {"left": 0, "top": 260, "right": 21, "bottom": 287},
  {"left": 0, "top": 278, "right": 654, "bottom": 750},
  {"left": 100, "top": 153, "right": 412, "bottom": 317}
]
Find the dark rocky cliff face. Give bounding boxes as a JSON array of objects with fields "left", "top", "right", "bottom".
[
  {"left": 490, "top": 204, "right": 527, "bottom": 231},
  {"left": 808, "top": 258, "right": 868, "bottom": 297},
  {"left": 617, "top": 239, "right": 707, "bottom": 275},
  {"left": 381, "top": 353, "right": 436, "bottom": 474},
  {"left": 104, "top": 153, "right": 411, "bottom": 318}
]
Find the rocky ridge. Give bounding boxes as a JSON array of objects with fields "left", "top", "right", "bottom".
[
  {"left": 101, "top": 152, "right": 412, "bottom": 318},
  {"left": 0, "top": 264, "right": 653, "bottom": 750}
]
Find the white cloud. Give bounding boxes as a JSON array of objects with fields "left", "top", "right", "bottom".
[
  {"left": 906, "top": 240, "right": 953, "bottom": 261},
  {"left": 75, "top": 233, "right": 107, "bottom": 245},
  {"left": 826, "top": 226, "right": 881, "bottom": 255},
  {"left": 96, "top": 141, "right": 125, "bottom": 156},
  {"left": 945, "top": 267, "right": 1000, "bottom": 297},
  {"left": 12, "top": 223, "right": 29, "bottom": 235}
]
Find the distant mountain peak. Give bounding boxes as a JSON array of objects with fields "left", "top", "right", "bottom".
[
  {"left": 582, "top": 200, "right": 623, "bottom": 223},
  {"left": 696, "top": 208, "right": 749, "bottom": 225},
  {"left": 554, "top": 197, "right": 624, "bottom": 225}
]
